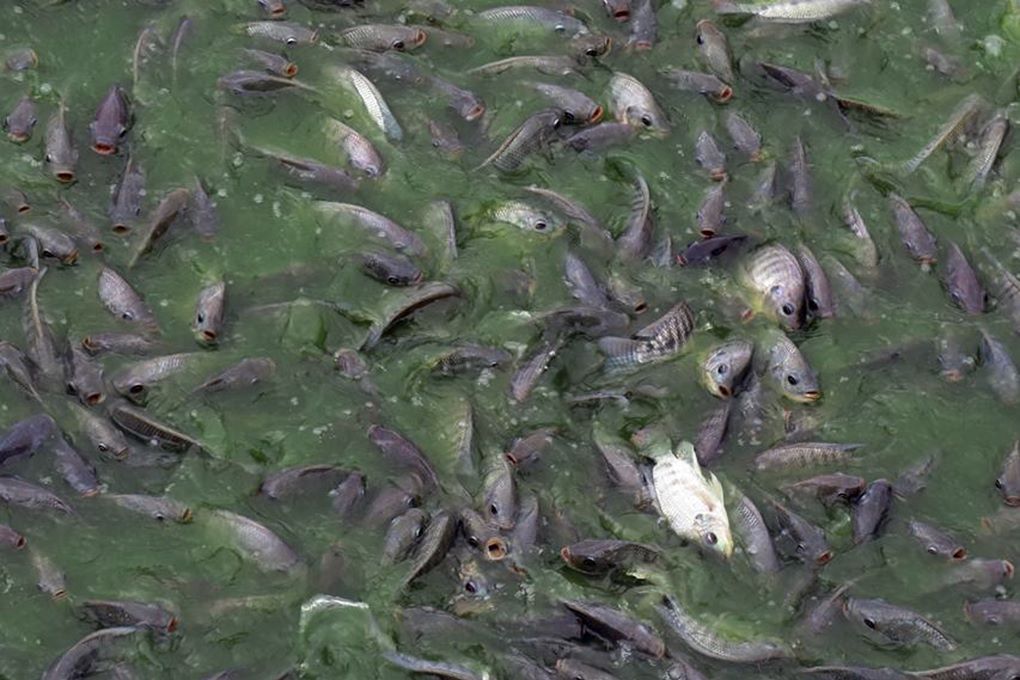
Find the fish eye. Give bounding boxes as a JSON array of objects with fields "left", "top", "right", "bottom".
[
  {"left": 392, "top": 40, "right": 405, "bottom": 51},
  {"left": 716, "top": 364, "right": 728, "bottom": 375},
  {"left": 286, "top": 37, "right": 297, "bottom": 46},
  {"left": 414, "top": 525, "right": 424, "bottom": 538},
  {"left": 467, "top": 535, "right": 479, "bottom": 548},
  {"left": 781, "top": 303, "right": 795, "bottom": 316},
  {"left": 705, "top": 532, "right": 718, "bottom": 545},
  {"left": 927, "top": 545, "right": 938, "bottom": 555},
  {"left": 995, "top": 478, "right": 1004, "bottom": 489},
  {"left": 153, "top": 512, "right": 167, "bottom": 522},
  {"left": 42, "top": 249, "right": 53, "bottom": 258},
  {"left": 196, "top": 312, "right": 205, "bottom": 324},
  {"left": 488, "top": 503, "right": 499, "bottom": 516},
  {"left": 534, "top": 221, "right": 547, "bottom": 231},
  {"left": 129, "top": 384, "right": 144, "bottom": 394},
  {"left": 98, "top": 443, "right": 109, "bottom": 452},
  {"left": 640, "top": 114, "right": 653, "bottom": 127},
  {"left": 563, "top": 111, "right": 576, "bottom": 124},
  {"left": 787, "top": 374, "right": 799, "bottom": 386},
  {"left": 585, "top": 46, "right": 598, "bottom": 56},
  {"left": 387, "top": 276, "right": 399, "bottom": 285},
  {"left": 696, "top": 33, "right": 705, "bottom": 45},
  {"left": 554, "top": 24, "right": 566, "bottom": 33},
  {"left": 581, "top": 557, "right": 597, "bottom": 569},
  {"left": 45, "top": 153, "right": 52, "bottom": 162},
  {"left": 864, "top": 618, "right": 876, "bottom": 629},
  {"left": 464, "top": 580, "right": 478, "bottom": 594}
]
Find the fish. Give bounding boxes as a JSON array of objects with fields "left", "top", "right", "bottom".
[
  {"left": 0, "top": 523, "right": 26, "bottom": 550},
  {"left": 0, "top": 341, "right": 40, "bottom": 400},
  {"left": 67, "top": 346, "right": 105, "bottom": 406},
  {"left": 742, "top": 244, "right": 805, "bottom": 330},
  {"left": 0, "top": 186, "right": 30, "bottom": 215},
  {"left": 662, "top": 69, "right": 733, "bottom": 103},
  {"left": 105, "top": 494, "right": 192, "bottom": 523},
  {"left": 694, "top": 130, "right": 727, "bottom": 181},
  {"left": 555, "top": 659, "right": 619, "bottom": 680},
  {"left": 22, "top": 223, "right": 79, "bottom": 264},
  {"left": 841, "top": 194, "right": 879, "bottom": 272},
  {"left": 44, "top": 100, "right": 78, "bottom": 183},
  {"left": 0, "top": 414, "right": 56, "bottom": 466},
  {"left": 482, "top": 454, "right": 517, "bottom": 530},
  {"left": 367, "top": 425, "right": 439, "bottom": 490},
  {"left": 903, "top": 93, "right": 984, "bottom": 173},
  {"left": 468, "top": 55, "right": 583, "bottom": 78},
  {"left": 32, "top": 549, "right": 67, "bottom": 600},
  {"left": 677, "top": 234, "right": 747, "bottom": 267},
  {"left": 942, "top": 242, "right": 986, "bottom": 314},
  {"left": 109, "top": 402, "right": 201, "bottom": 453},
  {"left": 763, "top": 330, "right": 821, "bottom": 402},
  {"left": 382, "top": 508, "right": 429, "bottom": 564},
  {"left": 59, "top": 198, "right": 103, "bottom": 253},
  {"left": 646, "top": 436, "right": 732, "bottom": 557},
  {"left": 257, "top": 0, "right": 287, "bottom": 17},
  {"left": 843, "top": 597, "right": 956, "bottom": 651},
  {"left": 459, "top": 507, "right": 507, "bottom": 561},
  {"left": 52, "top": 438, "right": 101, "bottom": 496},
  {"left": 788, "top": 137, "right": 812, "bottom": 217},
  {"left": 402, "top": 508, "right": 456, "bottom": 586},
  {"left": 980, "top": 330, "right": 1020, "bottom": 405},
  {"left": 23, "top": 268, "right": 65, "bottom": 391},
  {"left": 770, "top": 499, "right": 832, "bottom": 565},
  {"left": 382, "top": 651, "right": 483, "bottom": 680},
  {"left": 191, "top": 177, "right": 220, "bottom": 241},
  {"left": 127, "top": 187, "right": 190, "bottom": 268},
  {"left": 195, "top": 357, "right": 276, "bottom": 393},
  {"left": 732, "top": 493, "right": 781, "bottom": 573},
  {"left": 323, "top": 118, "right": 385, "bottom": 177},
  {"left": 5, "top": 48, "right": 37, "bottom": 72},
  {"left": 851, "top": 479, "right": 892, "bottom": 543},
  {"left": 89, "top": 84, "right": 131, "bottom": 155},
  {"left": 560, "top": 539, "right": 660, "bottom": 576},
  {"left": 562, "top": 600, "right": 665, "bottom": 658},
  {"left": 338, "top": 24, "right": 427, "bottom": 52},
  {"left": 505, "top": 427, "right": 557, "bottom": 468},
  {"left": 696, "top": 182, "right": 726, "bottom": 237},
  {"left": 70, "top": 403, "right": 130, "bottom": 459},
  {"left": 80, "top": 599, "right": 177, "bottom": 633},
  {"left": 526, "top": 82, "right": 603, "bottom": 125},
  {"left": 602, "top": 0, "right": 631, "bottom": 20},
  {"left": 713, "top": 0, "right": 871, "bottom": 23},
  {"left": 243, "top": 48, "right": 299, "bottom": 78},
  {"left": 695, "top": 20, "right": 734, "bottom": 83},
  {"left": 964, "top": 599, "right": 1020, "bottom": 626},
  {"left": 599, "top": 300, "right": 696, "bottom": 368},
  {"left": 754, "top": 442, "right": 862, "bottom": 471},
  {"left": 783, "top": 473, "right": 866, "bottom": 507},
  {"left": 724, "top": 112, "right": 762, "bottom": 160},
  {"left": 313, "top": 202, "right": 426, "bottom": 255},
  {"left": 656, "top": 594, "right": 790, "bottom": 662},
  {"left": 908, "top": 520, "right": 966, "bottom": 560},
  {"left": 330, "top": 472, "right": 365, "bottom": 518},
  {"left": 324, "top": 65, "right": 402, "bottom": 141},
  {"left": 3, "top": 95, "right": 37, "bottom": 142},
  {"left": 97, "top": 265, "right": 158, "bottom": 332},
  {"left": 360, "top": 281, "right": 459, "bottom": 350},
  {"left": 617, "top": 172, "right": 653, "bottom": 259},
  {"left": 694, "top": 401, "right": 731, "bottom": 466},
  {"left": 241, "top": 21, "right": 318, "bottom": 45},
  {"left": 475, "top": 6, "right": 589, "bottom": 37},
  {"left": 431, "top": 344, "right": 512, "bottom": 376},
  {"left": 209, "top": 509, "right": 302, "bottom": 573},
  {"left": 979, "top": 248, "right": 1020, "bottom": 334},
  {"left": 41, "top": 628, "right": 150, "bottom": 680},
  {"left": 423, "top": 200, "right": 458, "bottom": 267},
  {"left": 565, "top": 122, "right": 636, "bottom": 152},
  {"left": 193, "top": 281, "right": 227, "bottom": 345},
  {"left": 259, "top": 464, "right": 348, "bottom": 500},
  {"left": 592, "top": 419, "right": 652, "bottom": 508},
  {"left": 218, "top": 70, "right": 315, "bottom": 95},
  {"left": 490, "top": 200, "right": 562, "bottom": 233},
  {"left": 628, "top": 0, "right": 657, "bottom": 49},
  {"left": 109, "top": 155, "right": 146, "bottom": 234},
  {"left": 966, "top": 112, "right": 1008, "bottom": 191},
  {"left": 795, "top": 244, "right": 835, "bottom": 319},
  {"left": 564, "top": 251, "right": 612, "bottom": 308},
  {"left": 426, "top": 118, "right": 465, "bottom": 156},
  {"left": 111, "top": 353, "right": 197, "bottom": 400},
  {"left": 0, "top": 476, "right": 74, "bottom": 514},
  {"left": 996, "top": 440, "right": 1020, "bottom": 506},
  {"left": 701, "top": 340, "right": 753, "bottom": 398},
  {"left": 608, "top": 72, "right": 669, "bottom": 134},
  {"left": 356, "top": 250, "right": 423, "bottom": 286},
  {"left": 480, "top": 108, "right": 564, "bottom": 173},
  {"left": 81, "top": 332, "right": 158, "bottom": 357}
]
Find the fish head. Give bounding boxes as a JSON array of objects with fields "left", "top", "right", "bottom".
[
  {"left": 701, "top": 340, "right": 752, "bottom": 398},
  {"left": 766, "top": 284, "right": 803, "bottom": 330},
  {"left": 572, "top": 34, "right": 612, "bottom": 59},
  {"left": 695, "top": 513, "right": 733, "bottom": 558},
  {"left": 773, "top": 361, "right": 821, "bottom": 403},
  {"left": 624, "top": 105, "right": 669, "bottom": 136}
]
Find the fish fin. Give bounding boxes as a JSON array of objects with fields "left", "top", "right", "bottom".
[
  {"left": 597, "top": 336, "right": 643, "bottom": 359},
  {"left": 675, "top": 441, "right": 699, "bottom": 468}
]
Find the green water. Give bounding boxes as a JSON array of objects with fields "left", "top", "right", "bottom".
[{"left": 1, "top": 0, "right": 1020, "bottom": 677}]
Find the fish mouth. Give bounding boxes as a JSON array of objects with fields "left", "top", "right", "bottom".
[
  {"left": 92, "top": 242, "right": 104, "bottom": 252},
  {"left": 12, "top": 535, "right": 26, "bottom": 549},
  {"left": 282, "top": 63, "right": 299, "bottom": 78},
  {"left": 710, "top": 169, "right": 728, "bottom": 182},
  {"left": 800, "top": 390, "right": 822, "bottom": 403},
  {"left": 0, "top": 234, "right": 7, "bottom": 245},
  {"left": 717, "top": 384, "right": 731, "bottom": 398},
  {"left": 51, "top": 589, "right": 68, "bottom": 601},
  {"left": 1004, "top": 560, "right": 1015, "bottom": 579},
  {"left": 200, "top": 329, "right": 218, "bottom": 343},
  {"left": 113, "top": 447, "right": 130, "bottom": 460},
  {"left": 699, "top": 227, "right": 717, "bottom": 238},
  {"left": 559, "top": 546, "right": 571, "bottom": 564},
  {"left": 484, "top": 537, "right": 508, "bottom": 561},
  {"left": 92, "top": 141, "right": 116, "bottom": 156},
  {"left": 1004, "top": 496, "right": 1020, "bottom": 507},
  {"left": 951, "top": 547, "right": 967, "bottom": 560},
  {"left": 919, "top": 256, "right": 937, "bottom": 266},
  {"left": 112, "top": 223, "right": 132, "bottom": 235},
  {"left": 269, "top": 5, "right": 286, "bottom": 16},
  {"left": 588, "top": 106, "right": 604, "bottom": 124},
  {"left": 85, "top": 392, "right": 104, "bottom": 406},
  {"left": 815, "top": 550, "right": 834, "bottom": 566},
  {"left": 464, "top": 104, "right": 486, "bottom": 122},
  {"left": 941, "top": 368, "right": 964, "bottom": 383},
  {"left": 632, "top": 40, "right": 653, "bottom": 51},
  {"left": 6, "top": 132, "right": 29, "bottom": 143},
  {"left": 633, "top": 302, "right": 648, "bottom": 313},
  {"left": 62, "top": 251, "right": 79, "bottom": 265},
  {"left": 81, "top": 488, "right": 101, "bottom": 498},
  {"left": 166, "top": 616, "right": 179, "bottom": 633},
  {"left": 413, "top": 29, "right": 428, "bottom": 46},
  {"left": 55, "top": 170, "right": 76, "bottom": 183},
  {"left": 712, "top": 87, "right": 734, "bottom": 104},
  {"left": 613, "top": 10, "right": 630, "bottom": 21},
  {"left": 179, "top": 508, "right": 194, "bottom": 523},
  {"left": 750, "top": 150, "right": 764, "bottom": 162}
]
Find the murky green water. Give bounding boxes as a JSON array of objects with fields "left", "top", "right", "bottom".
[{"left": 2, "top": 0, "right": 1020, "bottom": 677}]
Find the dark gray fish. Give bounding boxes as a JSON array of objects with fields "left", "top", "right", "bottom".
[
  {"left": 754, "top": 442, "right": 862, "bottom": 472},
  {"left": 843, "top": 597, "right": 956, "bottom": 651},
  {"left": 543, "top": 306, "right": 628, "bottom": 339},
  {"left": 788, "top": 136, "right": 812, "bottom": 216},
  {"left": 510, "top": 331, "right": 563, "bottom": 402},
  {"left": 109, "top": 402, "right": 201, "bottom": 453},
  {"left": 170, "top": 16, "right": 194, "bottom": 83},
  {"left": 599, "top": 300, "right": 695, "bottom": 369},
  {"left": 42, "top": 627, "right": 142, "bottom": 680},
  {"left": 431, "top": 344, "right": 512, "bottom": 376},
  {"left": 732, "top": 493, "right": 780, "bottom": 573},
  {"left": 191, "top": 177, "right": 220, "bottom": 241},
  {"left": 564, "top": 251, "right": 612, "bottom": 308},
  {"left": 0, "top": 476, "right": 74, "bottom": 514},
  {"left": 602, "top": 0, "right": 631, "bottom": 20},
  {"left": 662, "top": 69, "right": 732, "bottom": 102},
  {"left": 696, "top": 182, "right": 726, "bottom": 238},
  {"left": 617, "top": 173, "right": 653, "bottom": 260},
  {"left": 555, "top": 659, "right": 619, "bottom": 680},
  {"left": 592, "top": 420, "right": 651, "bottom": 508},
  {"left": 357, "top": 250, "right": 423, "bottom": 287},
  {"left": 800, "top": 666, "right": 909, "bottom": 679},
  {"left": 851, "top": 479, "right": 892, "bottom": 544},
  {"left": 908, "top": 520, "right": 966, "bottom": 560},
  {"left": 475, "top": 6, "right": 589, "bottom": 36},
  {"left": 560, "top": 539, "right": 660, "bottom": 576},
  {"left": 23, "top": 269, "right": 65, "bottom": 391},
  {"left": 382, "top": 508, "right": 428, "bottom": 564},
  {"left": 109, "top": 155, "right": 146, "bottom": 235},
  {"left": 367, "top": 425, "right": 439, "bottom": 490},
  {"left": 980, "top": 330, "right": 1020, "bottom": 405},
  {"left": 111, "top": 353, "right": 196, "bottom": 400},
  {"left": 770, "top": 500, "right": 832, "bottom": 566},
  {"left": 628, "top": 0, "right": 657, "bottom": 49},
  {"left": 482, "top": 455, "right": 516, "bottom": 530},
  {"left": 480, "top": 108, "right": 564, "bottom": 173},
  {"left": 783, "top": 473, "right": 866, "bottom": 507},
  {"left": 526, "top": 82, "right": 603, "bottom": 125},
  {"left": 62, "top": 346, "right": 105, "bottom": 410},
  {"left": 209, "top": 509, "right": 302, "bottom": 573},
  {"left": 910, "top": 655, "right": 1020, "bottom": 680},
  {"left": 0, "top": 341, "right": 39, "bottom": 401},
  {"left": 243, "top": 48, "right": 298, "bottom": 78},
  {"left": 996, "top": 440, "right": 1020, "bottom": 506},
  {"left": 5, "top": 48, "right": 37, "bottom": 72},
  {"left": 0, "top": 523, "right": 26, "bottom": 550},
  {"left": 459, "top": 507, "right": 507, "bottom": 561},
  {"left": 889, "top": 193, "right": 937, "bottom": 265},
  {"left": 52, "top": 437, "right": 100, "bottom": 496},
  {"left": 195, "top": 357, "right": 275, "bottom": 393},
  {"left": 382, "top": 651, "right": 482, "bottom": 680},
  {"left": 58, "top": 199, "right": 103, "bottom": 253},
  {"left": 71, "top": 404, "right": 130, "bottom": 460},
  {"left": 32, "top": 549, "right": 66, "bottom": 599},
  {"left": 505, "top": 428, "right": 557, "bottom": 468},
  {"left": 964, "top": 599, "right": 1020, "bottom": 626},
  {"left": 44, "top": 101, "right": 77, "bottom": 183},
  {"left": 259, "top": 464, "right": 347, "bottom": 500},
  {"left": 257, "top": 0, "right": 288, "bottom": 17},
  {"left": 694, "top": 130, "right": 727, "bottom": 181},
  {"left": 0, "top": 414, "right": 55, "bottom": 466},
  {"left": 402, "top": 508, "right": 456, "bottom": 586},
  {"left": 127, "top": 187, "right": 190, "bottom": 269},
  {"left": 656, "top": 594, "right": 789, "bottom": 663},
  {"left": 339, "top": 25, "right": 428, "bottom": 52},
  {"left": 563, "top": 600, "right": 665, "bottom": 658},
  {"left": 796, "top": 244, "right": 835, "bottom": 319},
  {"left": 677, "top": 234, "right": 747, "bottom": 267},
  {"left": 22, "top": 223, "right": 79, "bottom": 265},
  {"left": 330, "top": 471, "right": 365, "bottom": 518},
  {"left": 799, "top": 582, "right": 858, "bottom": 636},
  {"left": 106, "top": 494, "right": 192, "bottom": 523},
  {"left": 943, "top": 242, "right": 986, "bottom": 314},
  {"left": 565, "top": 122, "right": 636, "bottom": 152},
  {"left": 314, "top": 202, "right": 426, "bottom": 256},
  {"left": 725, "top": 112, "right": 762, "bottom": 160},
  {"left": 89, "top": 85, "right": 131, "bottom": 156},
  {"left": 1, "top": 185, "right": 30, "bottom": 215},
  {"left": 81, "top": 600, "right": 176, "bottom": 633},
  {"left": 426, "top": 118, "right": 464, "bottom": 156},
  {"left": 193, "top": 281, "right": 226, "bottom": 345},
  {"left": 942, "top": 559, "right": 1015, "bottom": 591},
  {"left": 81, "top": 332, "right": 158, "bottom": 357},
  {"left": 893, "top": 454, "right": 936, "bottom": 498},
  {"left": 695, "top": 20, "right": 734, "bottom": 83},
  {"left": 4, "top": 95, "right": 37, "bottom": 143},
  {"left": 218, "top": 70, "right": 315, "bottom": 94},
  {"left": 694, "top": 401, "right": 731, "bottom": 466},
  {"left": 241, "top": 21, "right": 318, "bottom": 45}
]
